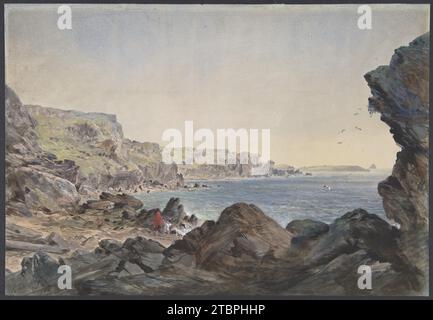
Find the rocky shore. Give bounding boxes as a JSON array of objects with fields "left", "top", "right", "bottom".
[
  {"left": 4, "top": 203, "right": 423, "bottom": 295},
  {"left": 5, "top": 33, "right": 429, "bottom": 296}
]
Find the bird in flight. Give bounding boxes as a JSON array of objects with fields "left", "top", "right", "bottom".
[
  {"left": 338, "top": 129, "right": 346, "bottom": 134},
  {"left": 355, "top": 126, "right": 362, "bottom": 131}
]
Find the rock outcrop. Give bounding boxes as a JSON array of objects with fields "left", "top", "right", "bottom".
[
  {"left": 5, "top": 86, "right": 81, "bottom": 215},
  {"left": 163, "top": 203, "right": 293, "bottom": 273},
  {"left": 162, "top": 198, "right": 187, "bottom": 224},
  {"left": 134, "top": 198, "right": 197, "bottom": 233},
  {"left": 364, "top": 32, "right": 429, "bottom": 290},
  {"left": 98, "top": 192, "right": 143, "bottom": 210}
]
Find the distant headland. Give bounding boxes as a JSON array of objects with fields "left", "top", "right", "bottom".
[{"left": 299, "top": 165, "right": 369, "bottom": 172}]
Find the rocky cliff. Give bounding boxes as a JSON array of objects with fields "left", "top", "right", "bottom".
[
  {"left": 26, "top": 104, "right": 183, "bottom": 195},
  {"left": 364, "top": 32, "right": 429, "bottom": 288},
  {"left": 5, "top": 86, "right": 183, "bottom": 215},
  {"left": 5, "top": 86, "right": 81, "bottom": 215}
]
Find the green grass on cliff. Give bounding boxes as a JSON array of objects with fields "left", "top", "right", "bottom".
[{"left": 29, "top": 108, "right": 160, "bottom": 178}]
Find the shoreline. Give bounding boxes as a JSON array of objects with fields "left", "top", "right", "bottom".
[{"left": 182, "top": 169, "right": 391, "bottom": 182}]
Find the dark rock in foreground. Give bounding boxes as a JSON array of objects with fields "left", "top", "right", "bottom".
[
  {"left": 77, "top": 204, "right": 425, "bottom": 295},
  {"left": 5, "top": 204, "right": 420, "bottom": 296},
  {"left": 6, "top": 236, "right": 166, "bottom": 295}
]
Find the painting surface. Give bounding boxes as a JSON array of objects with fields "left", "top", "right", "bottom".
[{"left": 4, "top": 4, "right": 429, "bottom": 296}]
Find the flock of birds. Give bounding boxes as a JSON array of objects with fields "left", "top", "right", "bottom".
[
  {"left": 321, "top": 106, "right": 367, "bottom": 192},
  {"left": 336, "top": 107, "right": 364, "bottom": 145}
]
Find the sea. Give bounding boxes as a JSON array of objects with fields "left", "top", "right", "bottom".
[{"left": 135, "top": 170, "right": 391, "bottom": 227}]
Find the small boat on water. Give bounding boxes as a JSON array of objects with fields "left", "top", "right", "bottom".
[{"left": 322, "top": 185, "right": 332, "bottom": 191}]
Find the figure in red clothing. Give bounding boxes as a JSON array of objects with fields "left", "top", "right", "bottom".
[{"left": 152, "top": 210, "right": 165, "bottom": 232}]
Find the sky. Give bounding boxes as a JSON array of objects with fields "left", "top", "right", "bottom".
[{"left": 5, "top": 4, "right": 430, "bottom": 168}]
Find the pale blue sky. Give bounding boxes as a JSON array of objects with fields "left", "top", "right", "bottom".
[{"left": 5, "top": 4, "right": 430, "bottom": 167}]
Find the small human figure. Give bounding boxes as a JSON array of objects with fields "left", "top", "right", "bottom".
[{"left": 152, "top": 210, "right": 165, "bottom": 232}]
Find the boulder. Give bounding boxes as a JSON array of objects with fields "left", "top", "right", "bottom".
[
  {"left": 286, "top": 219, "right": 329, "bottom": 239},
  {"left": 82, "top": 200, "right": 115, "bottom": 211},
  {"left": 164, "top": 203, "right": 293, "bottom": 273},
  {"left": 8, "top": 167, "right": 80, "bottom": 214},
  {"left": 6, "top": 252, "right": 60, "bottom": 295},
  {"left": 99, "top": 192, "right": 143, "bottom": 210},
  {"left": 186, "top": 214, "right": 198, "bottom": 226},
  {"left": 162, "top": 198, "right": 186, "bottom": 224},
  {"left": 96, "top": 237, "right": 165, "bottom": 270},
  {"left": 302, "top": 209, "right": 406, "bottom": 268}
]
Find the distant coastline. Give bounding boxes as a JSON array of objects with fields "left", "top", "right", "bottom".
[{"left": 299, "top": 165, "right": 369, "bottom": 172}]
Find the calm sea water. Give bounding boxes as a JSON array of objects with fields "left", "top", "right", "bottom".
[{"left": 135, "top": 170, "right": 390, "bottom": 227}]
